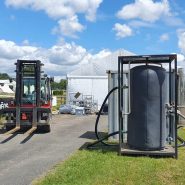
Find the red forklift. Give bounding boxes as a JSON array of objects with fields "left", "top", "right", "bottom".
[{"left": 2, "top": 60, "right": 53, "bottom": 134}]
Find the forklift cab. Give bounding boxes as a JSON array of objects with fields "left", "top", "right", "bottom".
[{"left": 21, "top": 76, "right": 51, "bottom": 106}]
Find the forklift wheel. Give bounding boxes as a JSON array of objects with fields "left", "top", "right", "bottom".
[
  {"left": 6, "top": 125, "right": 15, "bottom": 131},
  {"left": 38, "top": 125, "right": 51, "bottom": 133}
]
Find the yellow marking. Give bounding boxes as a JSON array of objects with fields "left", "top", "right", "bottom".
[
  {"left": 24, "top": 126, "right": 37, "bottom": 135},
  {"left": 4, "top": 126, "right": 20, "bottom": 135}
]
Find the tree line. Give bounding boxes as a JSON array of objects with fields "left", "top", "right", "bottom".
[
  {"left": 51, "top": 79, "right": 67, "bottom": 90},
  {"left": 0, "top": 73, "right": 67, "bottom": 91},
  {"left": 0, "top": 73, "right": 11, "bottom": 80}
]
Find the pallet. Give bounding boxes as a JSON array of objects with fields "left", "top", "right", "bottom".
[{"left": 120, "top": 144, "right": 175, "bottom": 157}]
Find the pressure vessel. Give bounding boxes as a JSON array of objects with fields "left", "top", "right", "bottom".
[{"left": 127, "top": 65, "right": 166, "bottom": 150}]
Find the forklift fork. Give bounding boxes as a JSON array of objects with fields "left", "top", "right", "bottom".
[
  {"left": 24, "top": 107, "right": 37, "bottom": 135},
  {"left": 4, "top": 106, "right": 21, "bottom": 135}
]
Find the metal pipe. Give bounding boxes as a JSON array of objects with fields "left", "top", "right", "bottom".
[
  {"left": 122, "top": 62, "right": 131, "bottom": 115},
  {"left": 177, "top": 110, "right": 185, "bottom": 120}
]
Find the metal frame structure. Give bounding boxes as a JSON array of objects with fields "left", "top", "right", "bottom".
[
  {"left": 83, "top": 95, "right": 94, "bottom": 114},
  {"left": 118, "top": 54, "right": 178, "bottom": 158}
]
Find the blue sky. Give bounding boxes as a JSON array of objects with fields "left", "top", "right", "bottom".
[{"left": 0, "top": 0, "right": 185, "bottom": 78}]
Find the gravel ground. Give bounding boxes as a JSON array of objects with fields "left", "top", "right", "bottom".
[{"left": 0, "top": 114, "right": 107, "bottom": 185}]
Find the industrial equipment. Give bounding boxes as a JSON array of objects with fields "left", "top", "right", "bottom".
[
  {"left": 68, "top": 92, "right": 98, "bottom": 114},
  {"left": 89, "top": 54, "right": 185, "bottom": 159},
  {"left": 118, "top": 55, "right": 178, "bottom": 157},
  {"left": 2, "top": 60, "right": 53, "bottom": 134}
]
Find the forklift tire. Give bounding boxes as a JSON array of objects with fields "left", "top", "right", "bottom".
[
  {"left": 38, "top": 125, "right": 51, "bottom": 133},
  {"left": 6, "top": 125, "right": 15, "bottom": 131}
]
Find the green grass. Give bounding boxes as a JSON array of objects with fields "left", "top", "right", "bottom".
[{"left": 34, "top": 129, "right": 185, "bottom": 185}]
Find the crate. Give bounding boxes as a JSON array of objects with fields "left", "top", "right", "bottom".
[{"left": 75, "top": 107, "right": 85, "bottom": 115}]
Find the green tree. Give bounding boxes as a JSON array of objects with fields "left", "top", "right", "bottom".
[
  {"left": 0, "top": 73, "right": 10, "bottom": 80},
  {"left": 51, "top": 79, "right": 67, "bottom": 90},
  {"left": 59, "top": 79, "right": 67, "bottom": 90}
]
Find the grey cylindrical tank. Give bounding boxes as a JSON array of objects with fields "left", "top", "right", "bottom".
[{"left": 128, "top": 65, "right": 167, "bottom": 151}]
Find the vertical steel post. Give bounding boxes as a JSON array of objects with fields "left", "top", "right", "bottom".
[
  {"left": 118, "top": 57, "right": 121, "bottom": 155},
  {"left": 36, "top": 61, "right": 41, "bottom": 107},
  {"left": 169, "top": 62, "right": 172, "bottom": 104},
  {"left": 174, "top": 56, "right": 178, "bottom": 159},
  {"left": 169, "top": 61, "right": 172, "bottom": 142},
  {"left": 16, "top": 61, "right": 21, "bottom": 129},
  {"left": 121, "top": 60, "right": 124, "bottom": 144}
]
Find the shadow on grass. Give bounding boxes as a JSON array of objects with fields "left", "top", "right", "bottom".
[
  {"left": 79, "top": 142, "right": 176, "bottom": 159},
  {"left": 80, "top": 142, "right": 176, "bottom": 158},
  {"left": 79, "top": 142, "right": 119, "bottom": 153},
  {"left": 79, "top": 130, "right": 118, "bottom": 153},
  {"left": 79, "top": 131, "right": 107, "bottom": 140}
]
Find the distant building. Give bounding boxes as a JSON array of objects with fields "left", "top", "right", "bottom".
[
  {"left": 0, "top": 80, "right": 16, "bottom": 93},
  {"left": 66, "top": 49, "right": 134, "bottom": 109}
]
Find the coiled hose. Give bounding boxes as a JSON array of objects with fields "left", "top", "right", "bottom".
[{"left": 88, "top": 87, "right": 120, "bottom": 148}]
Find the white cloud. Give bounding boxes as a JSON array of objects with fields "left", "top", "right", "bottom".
[
  {"left": 5, "top": 0, "right": 103, "bottom": 38},
  {"left": 5, "top": 0, "right": 102, "bottom": 21},
  {"left": 176, "top": 30, "right": 185, "bottom": 68},
  {"left": 177, "top": 29, "right": 185, "bottom": 54},
  {"left": 78, "top": 49, "right": 112, "bottom": 65},
  {"left": 0, "top": 39, "right": 111, "bottom": 77},
  {"left": 116, "top": 0, "right": 170, "bottom": 23},
  {"left": 52, "top": 15, "right": 85, "bottom": 38},
  {"left": 163, "top": 16, "right": 185, "bottom": 27},
  {"left": 159, "top": 33, "right": 169, "bottom": 42},
  {"left": 5, "top": 0, "right": 102, "bottom": 20},
  {"left": 176, "top": 53, "right": 185, "bottom": 69},
  {"left": 177, "top": 53, "right": 185, "bottom": 62},
  {"left": 128, "top": 20, "right": 154, "bottom": 28},
  {"left": 48, "top": 42, "right": 87, "bottom": 65},
  {"left": 113, "top": 23, "right": 133, "bottom": 39},
  {"left": 0, "top": 40, "right": 37, "bottom": 59},
  {"left": 22, "top": 39, "right": 30, "bottom": 46},
  {"left": 91, "top": 49, "right": 111, "bottom": 60}
]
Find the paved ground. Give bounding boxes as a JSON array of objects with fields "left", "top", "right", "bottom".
[{"left": 0, "top": 114, "right": 107, "bottom": 185}]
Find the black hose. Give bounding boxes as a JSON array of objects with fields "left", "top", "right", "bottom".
[
  {"left": 88, "top": 87, "right": 119, "bottom": 148},
  {"left": 95, "top": 86, "right": 119, "bottom": 146},
  {"left": 177, "top": 136, "right": 185, "bottom": 148},
  {"left": 177, "top": 126, "right": 185, "bottom": 147},
  {"left": 87, "top": 131, "right": 119, "bottom": 148}
]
